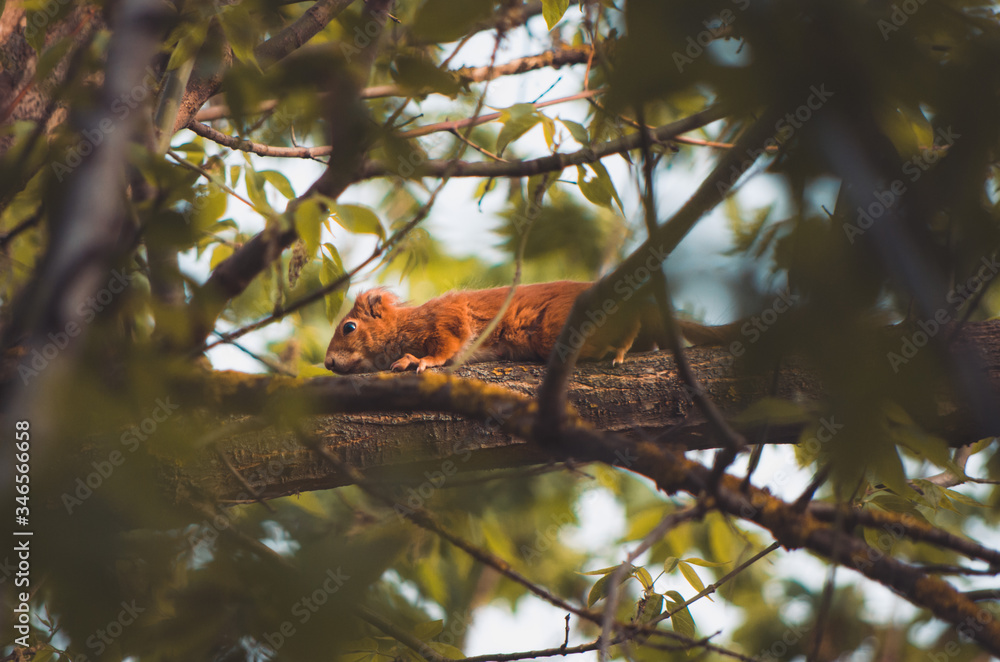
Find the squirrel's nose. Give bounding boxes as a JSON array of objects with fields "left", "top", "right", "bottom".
[{"left": 324, "top": 356, "right": 335, "bottom": 371}]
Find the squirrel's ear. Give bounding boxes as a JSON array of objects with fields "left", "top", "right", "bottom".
[{"left": 360, "top": 289, "right": 397, "bottom": 318}]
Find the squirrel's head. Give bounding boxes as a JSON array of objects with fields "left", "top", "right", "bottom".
[{"left": 324, "top": 289, "right": 401, "bottom": 373}]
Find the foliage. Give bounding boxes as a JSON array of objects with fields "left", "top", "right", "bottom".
[{"left": 2, "top": 0, "right": 1000, "bottom": 661}]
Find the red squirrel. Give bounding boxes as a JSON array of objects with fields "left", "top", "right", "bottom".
[{"left": 324, "top": 281, "right": 735, "bottom": 374}]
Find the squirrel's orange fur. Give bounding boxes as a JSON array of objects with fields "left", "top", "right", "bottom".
[{"left": 324, "top": 281, "right": 732, "bottom": 374}]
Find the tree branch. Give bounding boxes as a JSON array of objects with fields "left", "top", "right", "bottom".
[{"left": 192, "top": 45, "right": 592, "bottom": 122}]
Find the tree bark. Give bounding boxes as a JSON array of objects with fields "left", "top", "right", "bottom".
[{"left": 180, "top": 320, "right": 1000, "bottom": 503}]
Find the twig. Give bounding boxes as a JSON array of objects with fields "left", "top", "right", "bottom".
[
  {"left": 599, "top": 504, "right": 705, "bottom": 661},
  {"left": 652, "top": 542, "right": 780, "bottom": 626},
  {"left": 448, "top": 128, "right": 509, "bottom": 162},
  {"left": 446, "top": 172, "right": 549, "bottom": 371},
  {"left": 398, "top": 89, "right": 602, "bottom": 139},
  {"left": 187, "top": 121, "right": 334, "bottom": 159},
  {"left": 217, "top": 448, "right": 275, "bottom": 512},
  {"left": 210, "top": 330, "right": 297, "bottom": 376}
]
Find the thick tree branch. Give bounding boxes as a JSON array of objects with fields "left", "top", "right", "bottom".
[
  {"left": 163, "top": 332, "right": 1000, "bottom": 653},
  {"left": 169, "top": 321, "right": 1000, "bottom": 504}
]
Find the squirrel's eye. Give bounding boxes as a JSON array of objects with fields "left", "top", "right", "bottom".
[{"left": 343, "top": 321, "right": 357, "bottom": 334}]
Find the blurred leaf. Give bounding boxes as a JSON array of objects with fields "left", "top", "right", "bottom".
[
  {"left": 219, "top": 4, "right": 259, "bottom": 67},
  {"left": 678, "top": 561, "right": 706, "bottom": 595},
  {"left": 664, "top": 590, "right": 696, "bottom": 639},
  {"left": 634, "top": 566, "right": 654, "bottom": 591},
  {"left": 542, "top": 0, "right": 570, "bottom": 30},
  {"left": 580, "top": 565, "right": 622, "bottom": 576},
  {"left": 635, "top": 592, "right": 664, "bottom": 624},
  {"left": 682, "top": 557, "right": 728, "bottom": 568},
  {"left": 541, "top": 115, "right": 556, "bottom": 149},
  {"left": 167, "top": 21, "right": 209, "bottom": 71},
  {"left": 331, "top": 203, "right": 385, "bottom": 240},
  {"left": 320, "top": 249, "right": 346, "bottom": 323},
  {"left": 210, "top": 244, "right": 234, "bottom": 269},
  {"left": 426, "top": 642, "right": 465, "bottom": 659},
  {"left": 412, "top": 0, "right": 494, "bottom": 43},
  {"left": 733, "top": 398, "right": 811, "bottom": 427},
  {"left": 243, "top": 164, "right": 276, "bottom": 217},
  {"left": 588, "top": 572, "right": 613, "bottom": 607},
  {"left": 294, "top": 197, "right": 324, "bottom": 258},
  {"left": 261, "top": 170, "right": 296, "bottom": 199},
  {"left": 393, "top": 55, "right": 461, "bottom": 98},
  {"left": 496, "top": 104, "right": 542, "bottom": 156},
  {"left": 412, "top": 619, "right": 444, "bottom": 640},
  {"left": 560, "top": 118, "right": 590, "bottom": 145}
]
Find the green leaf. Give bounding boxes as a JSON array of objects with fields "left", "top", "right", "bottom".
[
  {"left": 426, "top": 642, "right": 465, "bottom": 659},
  {"left": 663, "top": 556, "right": 679, "bottom": 574},
  {"left": 588, "top": 573, "right": 613, "bottom": 607},
  {"left": 496, "top": 104, "right": 542, "bottom": 156},
  {"left": 942, "top": 488, "right": 984, "bottom": 508},
  {"left": 664, "top": 590, "right": 696, "bottom": 639},
  {"left": 542, "top": 0, "right": 571, "bottom": 30},
  {"left": 412, "top": 619, "right": 444, "bottom": 640},
  {"left": 293, "top": 198, "right": 324, "bottom": 259},
  {"left": 331, "top": 204, "right": 385, "bottom": 240},
  {"left": 261, "top": 170, "right": 296, "bottom": 199},
  {"left": 210, "top": 244, "right": 234, "bottom": 269},
  {"left": 681, "top": 557, "right": 729, "bottom": 568},
  {"left": 192, "top": 185, "right": 228, "bottom": 228},
  {"left": 541, "top": 115, "right": 556, "bottom": 149},
  {"left": 576, "top": 165, "right": 606, "bottom": 204},
  {"left": 219, "top": 4, "right": 259, "bottom": 67},
  {"left": 412, "top": 0, "right": 494, "bottom": 43},
  {"left": 320, "top": 248, "right": 346, "bottom": 323},
  {"left": 167, "top": 21, "right": 208, "bottom": 71},
  {"left": 589, "top": 160, "right": 624, "bottom": 213},
  {"left": 561, "top": 118, "right": 590, "bottom": 145},
  {"left": 634, "top": 566, "right": 654, "bottom": 591},
  {"left": 635, "top": 593, "right": 664, "bottom": 624},
  {"left": 580, "top": 565, "right": 622, "bottom": 576},
  {"left": 393, "top": 55, "right": 461, "bottom": 98},
  {"left": 678, "top": 562, "right": 706, "bottom": 595},
  {"left": 35, "top": 35, "right": 75, "bottom": 81},
  {"left": 243, "top": 165, "right": 275, "bottom": 217},
  {"left": 733, "top": 398, "right": 811, "bottom": 427}
]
